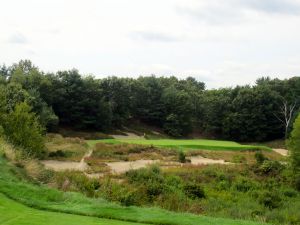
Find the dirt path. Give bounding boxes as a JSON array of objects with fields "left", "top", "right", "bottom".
[{"left": 273, "top": 148, "right": 288, "bottom": 156}]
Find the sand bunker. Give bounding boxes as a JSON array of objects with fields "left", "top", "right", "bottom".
[
  {"left": 41, "top": 160, "right": 88, "bottom": 171},
  {"left": 189, "top": 156, "right": 230, "bottom": 165},
  {"left": 106, "top": 159, "right": 159, "bottom": 174},
  {"left": 273, "top": 149, "right": 288, "bottom": 156},
  {"left": 111, "top": 132, "right": 145, "bottom": 140}
]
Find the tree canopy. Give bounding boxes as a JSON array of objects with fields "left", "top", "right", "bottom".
[{"left": 1, "top": 60, "right": 299, "bottom": 141}]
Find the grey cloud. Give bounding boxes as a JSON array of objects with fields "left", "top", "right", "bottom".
[
  {"left": 177, "top": 4, "right": 243, "bottom": 25},
  {"left": 130, "top": 31, "right": 181, "bottom": 42},
  {"left": 8, "top": 32, "right": 28, "bottom": 44},
  {"left": 239, "top": 0, "right": 300, "bottom": 15},
  {"left": 177, "top": 0, "right": 300, "bottom": 25}
]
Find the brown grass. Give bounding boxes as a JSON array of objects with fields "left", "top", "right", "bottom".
[
  {"left": 92, "top": 142, "right": 175, "bottom": 161},
  {"left": 46, "top": 134, "right": 89, "bottom": 161},
  {"left": 57, "top": 128, "right": 113, "bottom": 140},
  {"left": 187, "top": 149, "right": 285, "bottom": 164}
]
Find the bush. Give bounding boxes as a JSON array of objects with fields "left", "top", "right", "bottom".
[
  {"left": 282, "top": 188, "right": 298, "bottom": 198},
  {"left": 288, "top": 113, "right": 300, "bottom": 190},
  {"left": 3, "top": 103, "right": 45, "bottom": 158},
  {"left": 178, "top": 151, "right": 186, "bottom": 163},
  {"left": 254, "top": 151, "right": 267, "bottom": 164},
  {"left": 258, "top": 191, "right": 282, "bottom": 209},
  {"left": 120, "top": 190, "right": 139, "bottom": 206},
  {"left": 259, "top": 160, "right": 283, "bottom": 175},
  {"left": 232, "top": 155, "right": 246, "bottom": 163},
  {"left": 54, "top": 171, "right": 100, "bottom": 197},
  {"left": 48, "top": 150, "right": 66, "bottom": 158},
  {"left": 183, "top": 183, "right": 205, "bottom": 199},
  {"left": 126, "top": 165, "right": 165, "bottom": 200},
  {"left": 233, "top": 177, "right": 256, "bottom": 192}
]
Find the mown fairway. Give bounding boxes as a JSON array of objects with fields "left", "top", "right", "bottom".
[
  {"left": 87, "top": 139, "right": 271, "bottom": 151},
  {"left": 0, "top": 194, "right": 145, "bottom": 225}
]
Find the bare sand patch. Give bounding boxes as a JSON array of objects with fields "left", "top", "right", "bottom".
[
  {"left": 106, "top": 159, "right": 159, "bottom": 174},
  {"left": 273, "top": 149, "right": 288, "bottom": 156},
  {"left": 189, "top": 156, "right": 230, "bottom": 165},
  {"left": 111, "top": 132, "right": 144, "bottom": 140},
  {"left": 41, "top": 160, "right": 88, "bottom": 171}
]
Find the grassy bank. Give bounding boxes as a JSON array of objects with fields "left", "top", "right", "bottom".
[
  {"left": 0, "top": 147, "right": 265, "bottom": 225},
  {"left": 0, "top": 193, "right": 146, "bottom": 225},
  {"left": 87, "top": 139, "right": 271, "bottom": 152}
]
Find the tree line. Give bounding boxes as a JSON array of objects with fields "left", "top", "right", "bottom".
[{"left": 0, "top": 60, "right": 299, "bottom": 142}]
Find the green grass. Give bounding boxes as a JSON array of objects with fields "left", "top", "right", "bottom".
[
  {"left": 0, "top": 193, "right": 145, "bottom": 225},
  {"left": 87, "top": 139, "right": 271, "bottom": 152},
  {"left": 0, "top": 151, "right": 266, "bottom": 225}
]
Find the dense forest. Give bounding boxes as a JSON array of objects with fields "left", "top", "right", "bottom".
[{"left": 0, "top": 60, "right": 299, "bottom": 142}]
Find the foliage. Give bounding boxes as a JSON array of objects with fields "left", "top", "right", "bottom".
[
  {"left": 183, "top": 183, "right": 205, "bottom": 199},
  {"left": 178, "top": 151, "right": 186, "bottom": 163},
  {"left": 2, "top": 102, "right": 45, "bottom": 158},
  {"left": 258, "top": 160, "right": 284, "bottom": 175},
  {"left": 288, "top": 113, "right": 300, "bottom": 190},
  {"left": 254, "top": 151, "right": 267, "bottom": 164},
  {"left": 258, "top": 191, "right": 282, "bottom": 209},
  {"left": 2, "top": 60, "right": 300, "bottom": 141}
]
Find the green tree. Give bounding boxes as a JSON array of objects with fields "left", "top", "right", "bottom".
[
  {"left": 288, "top": 113, "right": 300, "bottom": 190},
  {"left": 162, "top": 86, "right": 193, "bottom": 137},
  {"left": 223, "top": 86, "right": 281, "bottom": 141},
  {"left": 3, "top": 102, "right": 45, "bottom": 158}
]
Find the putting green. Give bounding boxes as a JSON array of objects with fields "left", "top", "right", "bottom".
[{"left": 87, "top": 139, "right": 271, "bottom": 151}]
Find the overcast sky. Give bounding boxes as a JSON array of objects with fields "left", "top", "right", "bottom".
[{"left": 1, "top": 0, "right": 300, "bottom": 88}]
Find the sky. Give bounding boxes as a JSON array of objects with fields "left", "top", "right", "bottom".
[{"left": 0, "top": 0, "right": 300, "bottom": 89}]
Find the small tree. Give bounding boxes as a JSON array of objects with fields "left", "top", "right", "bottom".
[
  {"left": 274, "top": 99, "right": 297, "bottom": 138},
  {"left": 178, "top": 151, "right": 186, "bottom": 163},
  {"left": 3, "top": 102, "right": 45, "bottom": 158},
  {"left": 288, "top": 113, "right": 300, "bottom": 190}
]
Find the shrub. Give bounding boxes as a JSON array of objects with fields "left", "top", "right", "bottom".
[
  {"left": 119, "top": 190, "right": 139, "bottom": 206},
  {"left": 178, "top": 151, "right": 186, "bottom": 163},
  {"left": 126, "top": 165, "right": 165, "bottom": 200},
  {"left": 258, "top": 191, "right": 282, "bottom": 209},
  {"left": 254, "top": 151, "right": 267, "bottom": 164},
  {"left": 54, "top": 171, "right": 100, "bottom": 197},
  {"left": 233, "top": 177, "right": 256, "bottom": 192},
  {"left": 48, "top": 150, "right": 66, "bottom": 158},
  {"left": 232, "top": 155, "right": 246, "bottom": 163},
  {"left": 282, "top": 188, "right": 298, "bottom": 198},
  {"left": 3, "top": 102, "right": 45, "bottom": 158},
  {"left": 259, "top": 160, "right": 283, "bottom": 175},
  {"left": 183, "top": 183, "right": 205, "bottom": 199},
  {"left": 288, "top": 113, "right": 300, "bottom": 190}
]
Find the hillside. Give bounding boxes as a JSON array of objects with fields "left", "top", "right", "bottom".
[{"left": 0, "top": 141, "right": 266, "bottom": 225}]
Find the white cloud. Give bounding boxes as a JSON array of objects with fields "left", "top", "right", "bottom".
[{"left": 0, "top": 0, "right": 299, "bottom": 89}]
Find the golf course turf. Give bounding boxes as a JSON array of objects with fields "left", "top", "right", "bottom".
[
  {"left": 0, "top": 194, "right": 146, "bottom": 225},
  {"left": 87, "top": 139, "right": 271, "bottom": 151}
]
